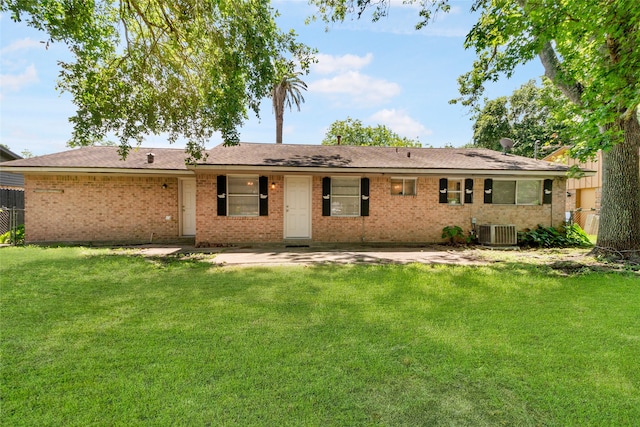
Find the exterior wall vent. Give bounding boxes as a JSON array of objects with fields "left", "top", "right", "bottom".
[{"left": 478, "top": 224, "right": 517, "bottom": 246}]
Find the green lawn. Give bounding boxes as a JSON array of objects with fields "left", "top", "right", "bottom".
[{"left": 1, "top": 247, "right": 638, "bottom": 426}]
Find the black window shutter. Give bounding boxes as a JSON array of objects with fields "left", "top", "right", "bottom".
[
  {"left": 464, "top": 178, "right": 474, "bottom": 204},
  {"left": 360, "top": 178, "right": 370, "bottom": 216},
  {"left": 484, "top": 178, "right": 493, "bottom": 204},
  {"left": 439, "top": 178, "right": 448, "bottom": 204},
  {"left": 217, "top": 175, "right": 227, "bottom": 216},
  {"left": 259, "top": 176, "right": 268, "bottom": 216},
  {"left": 543, "top": 179, "right": 553, "bottom": 204},
  {"left": 322, "top": 177, "right": 331, "bottom": 216}
]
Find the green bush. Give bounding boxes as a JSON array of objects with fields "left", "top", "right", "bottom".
[
  {"left": 0, "top": 225, "right": 25, "bottom": 245},
  {"left": 518, "top": 224, "right": 592, "bottom": 248},
  {"left": 442, "top": 225, "right": 476, "bottom": 245}
]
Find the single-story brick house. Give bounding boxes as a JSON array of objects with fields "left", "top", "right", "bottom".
[{"left": 0, "top": 142, "right": 588, "bottom": 246}]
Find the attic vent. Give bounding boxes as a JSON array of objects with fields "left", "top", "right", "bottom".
[
  {"left": 478, "top": 224, "right": 517, "bottom": 246},
  {"left": 147, "top": 153, "right": 155, "bottom": 164}
]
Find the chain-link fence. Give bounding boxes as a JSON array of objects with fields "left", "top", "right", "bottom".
[
  {"left": 0, "top": 207, "right": 25, "bottom": 245},
  {"left": 568, "top": 208, "right": 599, "bottom": 235}
]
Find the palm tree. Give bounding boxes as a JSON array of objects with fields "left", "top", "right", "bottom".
[{"left": 271, "top": 71, "right": 307, "bottom": 144}]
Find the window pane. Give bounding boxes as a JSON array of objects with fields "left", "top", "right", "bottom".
[
  {"left": 391, "top": 179, "right": 404, "bottom": 195},
  {"left": 517, "top": 181, "right": 541, "bottom": 205},
  {"left": 404, "top": 179, "right": 416, "bottom": 196},
  {"left": 228, "top": 177, "right": 258, "bottom": 195},
  {"left": 447, "top": 179, "right": 462, "bottom": 204},
  {"left": 447, "top": 192, "right": 461, "bottom": 204},
  {"left": 448, "top": 180, "right": 462, "bottom": 192},
  {"left": 493, "top": 181, "right": 516, "bottom": 204},
  {"left": 391, "top": 178, "right": 416, "bottom": 196},
  {"left": 228, "top": 195, "right": 259, "bottom": 216},
  {"left": 332, "top": 178, "right": 360, "bottom": 196},
  {"left": 228, "top": 176, "right": 259, "bottom": 216},
  {"left": 331, "top": 196, "right": 360, "bottom": 216}
]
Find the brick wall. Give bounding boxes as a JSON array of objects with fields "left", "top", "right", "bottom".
[
  {"left": 22, "top": 172, "right": 566, "bottom": 245},
  {"left": 24, "top": 175, "right": 180, "bottom": 244},
  {"left": 196, "top": 174, "right": 567, "bottom": 245},
  {"left": 195, "top": 173, "right": 284, "bottom": 244}
]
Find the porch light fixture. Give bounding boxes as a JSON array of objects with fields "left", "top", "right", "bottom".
[
  {"left": 271, "top": 182, "right": 276, "bottom": 190},
  {"left": 162, "top": 183, "right": 168, "bottom": 190}
]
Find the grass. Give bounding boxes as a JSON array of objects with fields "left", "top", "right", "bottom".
[{"left": 1, "top": 246, "right": 639, "bottom": 426}]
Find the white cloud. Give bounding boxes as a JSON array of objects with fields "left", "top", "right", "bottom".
[
  {"left": 1, "top": 38, "right": 43, "bottom": 54},
  {"left": 369, "top": 109, "right": 432, "bottom": 139},
  {"left": 309, "top": 71, "right": 401, "bottom": 105},
  {"left": 312, "top": 53, "right": 374, "bottom": 75},
  {"left": 0, "top": 64, "right": 39, "bottom": 92},
  {"left": 388, "top": 0, "right": 420, "bottom": 8}
]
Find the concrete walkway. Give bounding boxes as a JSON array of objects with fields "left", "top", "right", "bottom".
[{"left": 134, "top": 244, "right": 490, "bottom": 267}]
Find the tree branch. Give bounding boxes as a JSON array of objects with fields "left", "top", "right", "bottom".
[{"left": 538, "top": 41, "right": 583, "bottom": 105}]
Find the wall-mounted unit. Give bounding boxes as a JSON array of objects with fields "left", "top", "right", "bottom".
[{"left": 478, "top": 224, "right": 517, "bottom": 246}]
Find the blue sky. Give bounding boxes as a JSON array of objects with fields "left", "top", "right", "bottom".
[{"left": 0, "top": 0, "right": 545, "bottom": 156}]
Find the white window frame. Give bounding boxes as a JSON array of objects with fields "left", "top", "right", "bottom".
[
  {"left": 390, "top": 177, "right": 417, "bottom": 196},
  {"left": 493, "top": 179, "right": 542, "bottom": 206},
  {"left": 227, "top": 175, "right": 260, "bottom": 217},
  {"left": 447, "top": 178, "right": 464, "bottom": 205},
  {"left": 331, "top": 177, "right": 361, "bottom": 217}
]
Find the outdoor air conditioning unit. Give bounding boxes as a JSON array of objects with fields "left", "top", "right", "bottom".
[{"left": 478, "top": 224, "right": 517, "bottom": 246}]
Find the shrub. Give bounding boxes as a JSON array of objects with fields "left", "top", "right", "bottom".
[
  {"left": 442, "top": 225, "right": 476, "bottom": 245},
  {"left": 0, "top": 225, "right": 25, "bottom": 245},
  {"left": 518, "top": 224, "right": 592, "bottom": 248}
]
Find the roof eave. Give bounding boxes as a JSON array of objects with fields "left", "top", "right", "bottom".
[
  {"left": 189, "top": 164, "right": 581, "bottom": 177},
  {"left": 0, "top": 166, "right": 193, "bottom": 176}
]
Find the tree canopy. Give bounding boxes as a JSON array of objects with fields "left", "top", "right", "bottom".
[
  {"left": 312, "top": 0, "right": 640, "bottom": 258},
  {"left": 321, "top": 118, "right": 422, "bottom": 147},
  {"left": 2, "top": 0, "right": 314, "bottom": 161},
  {"left": 471, "top": 79, "right": 579, "bottom": 158}
]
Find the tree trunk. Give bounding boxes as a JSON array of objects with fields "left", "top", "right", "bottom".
[
  {"left": 275, "top": 106, "right": 284, "bottom": 144},
  {"left": 594, "top": 111, "right": 640, "bottom": 261}
]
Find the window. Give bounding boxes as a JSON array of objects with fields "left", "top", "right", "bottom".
[
  {"left": 493, "top": 180, "right": 542, "bottom": 205},
  {"left": 391, "top": 178, "right": 416, "bottom": 196},
  {"left": 331, "top": 177, "right": 360, "bottom": 216},
  {"left": 228, "top": 176, "right": 259, "bottom": 216},
  {"left": 447, "top": 179, "right": 463, "bottom": 204},
  {"left": 440, "top": 178, "right": 474, "bottom": 204}
]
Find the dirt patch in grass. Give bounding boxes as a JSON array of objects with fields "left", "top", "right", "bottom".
[{"left": 472, "top": 246, "right": 639, "bottom": 275}]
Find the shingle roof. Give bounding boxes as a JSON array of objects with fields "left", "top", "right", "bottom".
[
  {"left": 203, "top": 143, "right": 571, "bottom": 173},
  {"left": 0, "top": 143, "right": 577, "bottom": 176},
  {"left": 0, "top": 146, "right": 189, "bottom": 171}
]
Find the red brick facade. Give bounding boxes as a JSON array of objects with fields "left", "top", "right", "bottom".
[
  {"left": 24, "top": 175, "right": 180, "bottom": 243},
  {"left": 195, "top": 173, "right": 566, "bottom": 245},
  {"left": 22, "top": 172, "right": 566, "bottom": 245}
]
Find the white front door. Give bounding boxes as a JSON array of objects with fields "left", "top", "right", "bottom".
[
  {"left": 181, "top": 179, "right": 196, "bottom": 236},
  {"left": 285, "top": 176, "right": 311, "bottom": 239}
]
